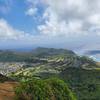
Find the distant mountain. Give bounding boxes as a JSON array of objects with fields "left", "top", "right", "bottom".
[
  {"left": 0, "top": 47, "right": 76, "bottom": 62},
  {"left": 85, "top": 50, "right": 100, "bottom": 55},
  {"left": 9, "top": 48, "right": 100, "bottom": 81},
  {"left": 0, "top": 47, "right": 97, "bottom": 68},
  {"left": 0, "top": 47, "right": 97, "bottom": 67},
  {"left": 31, "top": 47, "right": 75, "bottom": 57}
]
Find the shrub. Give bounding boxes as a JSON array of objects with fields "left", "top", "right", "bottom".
[{"left": 15, "top": 78, "right": 76, "bottom": 100}]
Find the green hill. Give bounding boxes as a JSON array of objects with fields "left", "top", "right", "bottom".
[{"left": 0, "top": 48, "right": 100, "bottom": 100}]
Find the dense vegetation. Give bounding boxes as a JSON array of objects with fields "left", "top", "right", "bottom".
[
  {"left": 0, "top": 74, "right": 13, "bottom": 82},
  {"left": 0, "top": 47, "right": 100, "bottom": 100},
  {"left": 15, "top": 78, "right": 76, "bottom": 100},
  {"left": 12, "top": 67, "right": 100, "bottom": 100},
  {"left": 60, "top": 68, "right": 100, "bottom": 100}
]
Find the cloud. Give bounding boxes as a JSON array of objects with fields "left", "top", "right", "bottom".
[
  {"left": 0, "top": 19, "right": 100, "bottom": 53},
  {"left": 26, "top": 8, "right": 38, "bottom": 16},
  {"left": 0, "top": 18, "right": 81, "bottom": 49},
  {"left": 24, "top": 0, "right": 100, "bottom": 54},
  {"left": 25, "top": 0, "right": 37, "bottom": 16},
  {"left": 1, "top": 0, "right": 100, "bottom": 52},
  {"left": 0, "top": 18, "right": 60, "bottom": 47},
  {"left": 25, "top": 0, "right": 44, "bottom": 17},
  {"left": 25, "top": 0, "right": 100, "bottom": 37},
  {"left": 0, "top": 18, "right": 33, "bottom": 41}
]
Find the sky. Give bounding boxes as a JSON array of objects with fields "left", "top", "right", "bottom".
[{"left": 0, "top": 0, "right": 100, "bottom": 59}]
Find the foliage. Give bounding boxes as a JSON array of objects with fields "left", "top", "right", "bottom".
[
  {"left": 0, "top": 74, "right": 13, "bottom": 82},
  {"left": 15, "top": 78, "right": 76, "bottom": 100},
  {"left": 1, "top": 48, "right": 100, "bottom": 100},
  {"left": 60, "top": 67, "right": 100, "bottom": 100}
]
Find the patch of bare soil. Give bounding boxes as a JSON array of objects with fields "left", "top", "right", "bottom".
[{"left": 0, "top": 82, "right": 18, "bottom": 100}]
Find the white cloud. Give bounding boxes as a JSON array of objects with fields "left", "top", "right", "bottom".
[
  {"left": 24, "top": 0, "right": 100, "bottom": 54},
  {"left": 88, "top": 14, "right": 100, "bottom": 25},
  {"left": 32, "top": 0, "right": 100, "bottom": 37},
  {"left": 0, "top": 18, "right": 32, "bottom": 41},
  {"left": 1, "top": 0, "right": 100, "bottom": 52},
  {"left": 25, "top": 0, "right": 42, "bottom": 17},
  {"left": 26, "top": 8, "right": 38, "bottom": 16}
]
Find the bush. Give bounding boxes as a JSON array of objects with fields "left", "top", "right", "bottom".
[{"left": 15, "top": 78, "right": 76, "bottom": 100}]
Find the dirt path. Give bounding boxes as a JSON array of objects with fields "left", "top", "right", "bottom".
[{"left": 0, "top": 82, "right": 18, "bottom": 100}]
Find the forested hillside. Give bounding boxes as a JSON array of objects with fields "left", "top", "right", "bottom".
[{"left": 0, "top": 48, "right": 100, "bottom": 100}]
